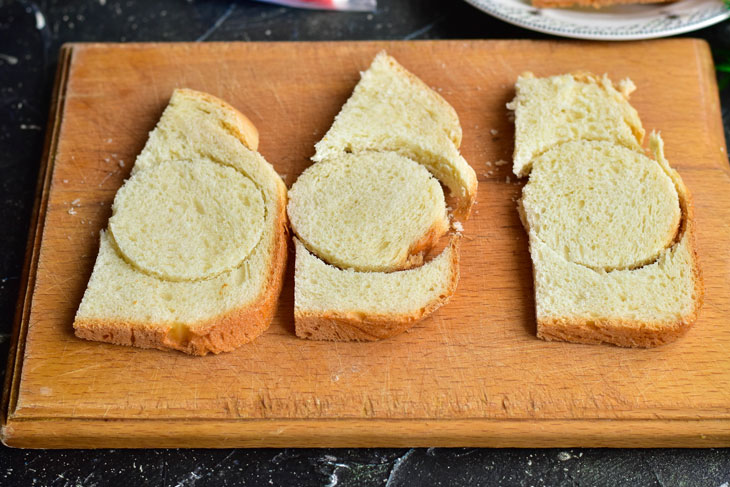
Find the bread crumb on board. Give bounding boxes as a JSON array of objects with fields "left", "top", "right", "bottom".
[
  {"left": 67, "top": 198, "right": 82, "bottom": 215},
  {"left": 452, "top": 221, "right": 464, "bottom": 233}
]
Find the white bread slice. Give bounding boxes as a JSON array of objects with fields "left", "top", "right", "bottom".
[
  {"left": 521, "top": 140, "right": 680, "bottom": 271},
  {"left": 74, "top": 89, "right": 288, "bottom": 355},
  {"left": 313, "top": 51, "right": 477, "bottom": 219},
  {"left": 508, "top": 72, "right": 645, "bottom": 177},
  {"left": 524, "top": 134, "right": 703, "bottom": 347},
  {"left": 293, "top": 237, "right": 460, "bottom": 341},
  {"left": 288, "top": 151, "right": 449, "bottom": 272}
]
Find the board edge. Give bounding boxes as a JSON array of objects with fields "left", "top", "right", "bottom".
[
  {"left": 0, "top": 44, "right": 77, "bottom": 447},
  {"left": 2, "top": 417, "right": 730, "bottom": 449}
]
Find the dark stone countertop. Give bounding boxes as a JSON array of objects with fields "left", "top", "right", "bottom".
[{"left": 0, "top": 1, "right": 729, "bottom": 485}]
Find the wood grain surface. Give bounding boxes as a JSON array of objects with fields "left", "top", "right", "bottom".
[{"left": 3, "top": 40, "right": 730, "bottom": 448}]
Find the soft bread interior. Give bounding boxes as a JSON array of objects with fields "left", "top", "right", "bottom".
[
  {"left": 78, "top": 229, "right": 272, "bottom": 326},
  {"left": 313, "top": 51, "right": 477, "bottom": 218},
  {"left": 109, "top": 158, "right": 265, "bottom": 281},
  {"left": 288, "top": 151, "right": 449, "bottom": 272},
  {"left": 508, "top": 72, "right": 645, "bottom": 178},
  {"left": 522, "top": 139, "right": 680, "bottom": 271},
  {"left": 293, "top": 237, "right": 460, "bottom": 341}
]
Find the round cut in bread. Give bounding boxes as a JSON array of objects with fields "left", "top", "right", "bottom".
[
  {"left": 288, "top": 151, "right": 449, "bottom": 272},
  {"left": 312, "top": 52, "right": 477, "bottom": 219},
  {"left": 522, "top": 140, "right": 680, "bottom": 270},
  {"left": 109, "top": 158, "right": 265, "bottom": 281}
]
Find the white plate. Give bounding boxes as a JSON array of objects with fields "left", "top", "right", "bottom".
[{"left": 464, "top": 0, "right": 730, "bottom": 40}]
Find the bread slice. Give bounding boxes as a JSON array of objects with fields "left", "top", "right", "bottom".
[
  {"left": 293, "top": 237, "right": 460, "bottom": 341},
  {"left": 527, "top": 134, "right": 702, "bottom": 347},
  {"left": 521, "top": 140, "right": 681, "bottom": 271},
  {"left": 290, "top": 52, "right": 472, "bottom": 341},
  {"left": 508, "top": 72, "right": 645, "bottom": 178},
  {"left": 74, "top": 89, "right": 288, "bottom": 355},
  {"left": 288, "top": 151, "right": 449, "bottom": 272},
  {"left": 313, "top": 51, "right": 477, "bottom": 219}
]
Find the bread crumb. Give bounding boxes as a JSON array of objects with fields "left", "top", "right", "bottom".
[
  {"left": 103, "top": 157, "right": 110, "bottom": 163},
  {"left": 62, "top": 179, "right": 69, "bottom": 183},
  {"left": 617, "top": 78, "right": 636, "bottom": 98},
  {"left": 106, "top": 138, "right": 113, "bottom": 143},
  {"left": 98, "top": 171, "right": 114, "bottom": 187},
  {"left": 118, "top": 160, "right": 125, "bottom": 168},
  {"left": 506, "top": 176, "right": 511, "bottom": 184},
  {"left": 485, "top": 161, "right": 492, "bottom": 167},
  {"left": 68, "top": 207, "right": 77, "bottom": 215},
  {"left": 495, "top": 160, "right": 508, "bottom": 166},
  {"left": 71, "top": 198, "right": 81, "bottom": 206},
  {"left": 490, "top": 129, "right": 499, "bottom": 136},
  {"left": 452, "top": 221, "right": 464, "bottom": 233}
]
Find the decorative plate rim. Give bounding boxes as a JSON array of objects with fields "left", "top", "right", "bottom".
[{"left": 464, "top": 0, "right": 730, "bottom": 40}]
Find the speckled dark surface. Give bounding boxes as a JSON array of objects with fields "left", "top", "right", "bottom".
[{"left": 1, "top": 1, "right": 729, "bottom": 485}]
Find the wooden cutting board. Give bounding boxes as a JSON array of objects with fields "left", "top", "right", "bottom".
[{"left": 3, "top": 40, "right": 730, "bottom": 448}]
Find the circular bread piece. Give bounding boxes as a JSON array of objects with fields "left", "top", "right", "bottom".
[
  {"left": 288, "top": 152, "right": 449, "bottom": 272},
  {"left": 109, "top": 158, "right": 265, "bottom": 281},
  {"left": 522, "top": 140, "right": 680, "bottom": 270}
]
